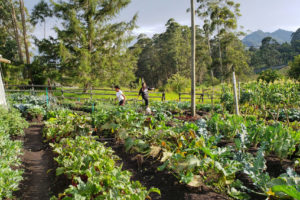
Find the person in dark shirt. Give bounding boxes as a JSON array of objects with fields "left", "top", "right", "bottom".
[{"left": 138, "top": 82, "right": 154, "bottom": 107}]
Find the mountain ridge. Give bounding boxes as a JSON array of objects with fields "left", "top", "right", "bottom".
[{"left": 242, "top": 29, "right": 293, "bottom": 47}]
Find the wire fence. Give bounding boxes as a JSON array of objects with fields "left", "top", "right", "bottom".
[{"left": 4, "top": 84, "right": 222, "bottom": 103}]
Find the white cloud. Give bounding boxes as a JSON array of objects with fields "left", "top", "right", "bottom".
[{"left": 133, "top": 24, "right": 165, "bottom": 37}]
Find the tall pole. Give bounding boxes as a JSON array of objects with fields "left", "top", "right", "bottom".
[
  {"left": 190, "top": 0, "right": 196, "bottom": 117},
  {"left": 232, "top": 69, "right": 239, "bottom": 116}
]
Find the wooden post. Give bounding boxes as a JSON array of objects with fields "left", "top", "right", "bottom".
[
  {"left": 238, "top": 82, "right": 241, "bottom": 101},
  {"left": 190, "top": 0, "right": 196, "bottom": 117},
  {"left": 30, "top": 83, "right": 34, "bottom": 95},
  {"left": 46, "top": 87, "right": 49, "bottom": 107},
  {"left": 210, "top": 70, "right": 215, "bottom": 108},
  {"left": 232, "top": 71, "right": 239, "bottom": 116},
  {"left": 179, "top": 93, "right": 181, "bottom": 102},
  {"left": 202, "top": 88, "right": 204, "bottom": 103},
  {"left": 162, "top": 92, "right": 165, "bottom": 101},
  {"left": 61, "top": 89, "right": 64, "bottom": 99}
]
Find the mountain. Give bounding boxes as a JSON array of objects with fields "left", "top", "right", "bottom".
[{"left": 242, "top": 29, "right": 293, "bottom": 47}]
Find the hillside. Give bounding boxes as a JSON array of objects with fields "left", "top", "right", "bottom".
[{"left": 242, "top": 29, "right": 293, "bottom": 47}]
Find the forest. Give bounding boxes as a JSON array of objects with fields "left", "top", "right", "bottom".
[{"left": 0, "top": 0, "right": 300, "bottom": 89}]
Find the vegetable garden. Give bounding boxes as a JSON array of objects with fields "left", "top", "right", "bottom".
[{"left": 0, "top": 80, "right": 299, "bottom": 200}]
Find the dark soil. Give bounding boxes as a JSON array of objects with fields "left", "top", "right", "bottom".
[
  {"left": 266, "top": 155, "right": 300, "bottom": 177},
  {"left": 101, "top": 138, "right": 229, "bottom": 200},
  {"left": 15, "top": 123, "right": 70, "bottom": 200},
  {"left": 174, "top": 114, "right": 203, "bottom": 122}
]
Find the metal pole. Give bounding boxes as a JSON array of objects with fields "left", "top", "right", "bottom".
[{"left": 190, "top": 0, "right": 196, "bottom": 117}]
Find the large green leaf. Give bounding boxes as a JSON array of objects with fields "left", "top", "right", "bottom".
[{"left": 272, "top": 185, "right": 300, "bottom": 200}]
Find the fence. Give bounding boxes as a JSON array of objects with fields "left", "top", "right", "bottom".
[
  {"left": 4, "top": 84, "right": 221, "bottom": 103},
  {"left": 178, "top": 88, "right": 221, "bottom": 105}
]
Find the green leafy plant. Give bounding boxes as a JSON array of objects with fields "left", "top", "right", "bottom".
[
  {"left": 257, "top": 69, "right": 281, "bottom": 83},
  {"left": 0, "top": 106, "right": 27, "bottom": 198}
]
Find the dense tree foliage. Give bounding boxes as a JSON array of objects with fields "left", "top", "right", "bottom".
[
  {"left": 257, "top": 69, "right": 280, "bottom": 83},
  {"left": 0, "top": 0, "right": 298, "bottom": 87},
  {"left": 51, "top": 0, "right": 137, "bottom": 89},
  {"left": 195, "top": 0, "right": 245, "bottom": 82},
  {"left": 291, "top": 28, "right": 300, "bottom": 53},
  {"left": 288, "top": 55, "right": 300, "bottom": 81},
  {"left": 132, "top": 2, "right": 250, "bottom": 88},
  {"left": 31, "top": 0, "right": 53, "bottom": 39},
  {"left": 249, "top": 33, "right": 299, "bottom": 69},
  {"left": 132, "top": 19, "right": 213, "bottom": 88},
  {"left": 0, "top": 0, "right": 32, "bottom": 84}
]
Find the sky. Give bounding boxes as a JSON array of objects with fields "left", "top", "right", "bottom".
[{"left": 25, "top": 0, "right": 300, "bottom": 40}]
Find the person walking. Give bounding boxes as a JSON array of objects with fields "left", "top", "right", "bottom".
[
  {"left": 138, "top": 82, "right": 154, "bottom": 108},
  {"left": 115, "top": 85, "right": 126, "bottom": 106}
]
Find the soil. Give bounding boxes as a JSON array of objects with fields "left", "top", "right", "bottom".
[
  {"left": 15, "top": 123, "right": 69, "bottom": 200},
  {"left": 100, "top": 138, "right": 229, "bottom": 200},
  {"left": 174, "top": 114, "right": 203, "bottom": 122}
]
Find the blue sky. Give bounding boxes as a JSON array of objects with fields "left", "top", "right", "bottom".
[{"left": 25, "top": 0, "right": 300, "bottom": 40}]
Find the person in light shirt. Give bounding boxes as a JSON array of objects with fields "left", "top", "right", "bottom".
[{"left": 115, "top": 85, "right": 126, "bottom": 106}]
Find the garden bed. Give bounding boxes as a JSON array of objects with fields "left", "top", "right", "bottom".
[{"left": 103, "top": 137, "right": 229, "bottom": 200}]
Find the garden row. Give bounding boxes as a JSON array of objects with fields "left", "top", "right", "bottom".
[
  {"left": 0, "top": 107, "right": 28, "bottom": 199},
  {"left": 90, "top": 102, "right": 300, "bottom": 200},
  {"left": 4, "top": 80, "right": 300, "bottom": 199},
  {"left": 222, "top": 80, "right": 300, "bottom": 123},
  {"left": 42, "top": 108, "right": 160, "bottom": 199}
]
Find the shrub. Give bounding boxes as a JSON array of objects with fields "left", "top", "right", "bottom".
[
  {"left": 288, "top": 55, "right": 300, "bottom": 81},
  {"left": 166, "top": 73, "right": 190, "bottom": 93},
  {"left": 257, "top": 69, "right": 281, "bottom": 83}
]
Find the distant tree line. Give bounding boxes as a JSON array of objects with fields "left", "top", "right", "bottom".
[
  {"left": 0, "top": 0, "right": 299, "bottom": 89},
  {"left": 249, "top": 28, "right": 300, "bottom": 69}
]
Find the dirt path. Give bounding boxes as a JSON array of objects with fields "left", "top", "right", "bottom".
[{"left": 15, "top": 123, "right": 56, "bottom": 200}]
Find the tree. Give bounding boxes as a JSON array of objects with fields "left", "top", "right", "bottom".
[
  {"left": 51, "top": 0, "right": 137, "bottom": 89},
  {"left": 133, "top": 19, "right": 213, "bottom": 87},
  {"left": 167, "top": 73, "right": 190, "bottom": 93},
  {"left": 9, "top": 0, "right": 24, "bottom": 63},
  {"left": 31, "top": 0, "right": 53, "bottom": 39},
  {"left": 291, "top": 28, "right": 300, "bottom": 53},
  {"left": 0, "top": 1, "right": 19, "bottom": 63},
  {"left": 257, "top": 69, "right": 280, "bottom": 83},
  {"left": 288, "top": 55, "right": 300, "bottom": 81},
  {"left": 195, "top": 28, "right": 211, "bottom": 84},
  {"left": 133, "top": 19, "right": 192, "bottom": 87},
  {"left": 221, "top": 32, "right": 250, "bottom": 78},
  {"left": 33, "top": 36, "right": 61, "bottom": 83},
  {"left": 249, "top": 37, "right": 295, "bottom": 68},
  {"left": 19, "top": 0, "right": 30, "bottom": 65},
  {"left": 196, "top": 0, "right": 241, "bottom": 82}
]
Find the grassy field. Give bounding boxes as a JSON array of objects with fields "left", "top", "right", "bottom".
[{"left": 5, "top": 84, "right": 223, "bottom": 104}]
